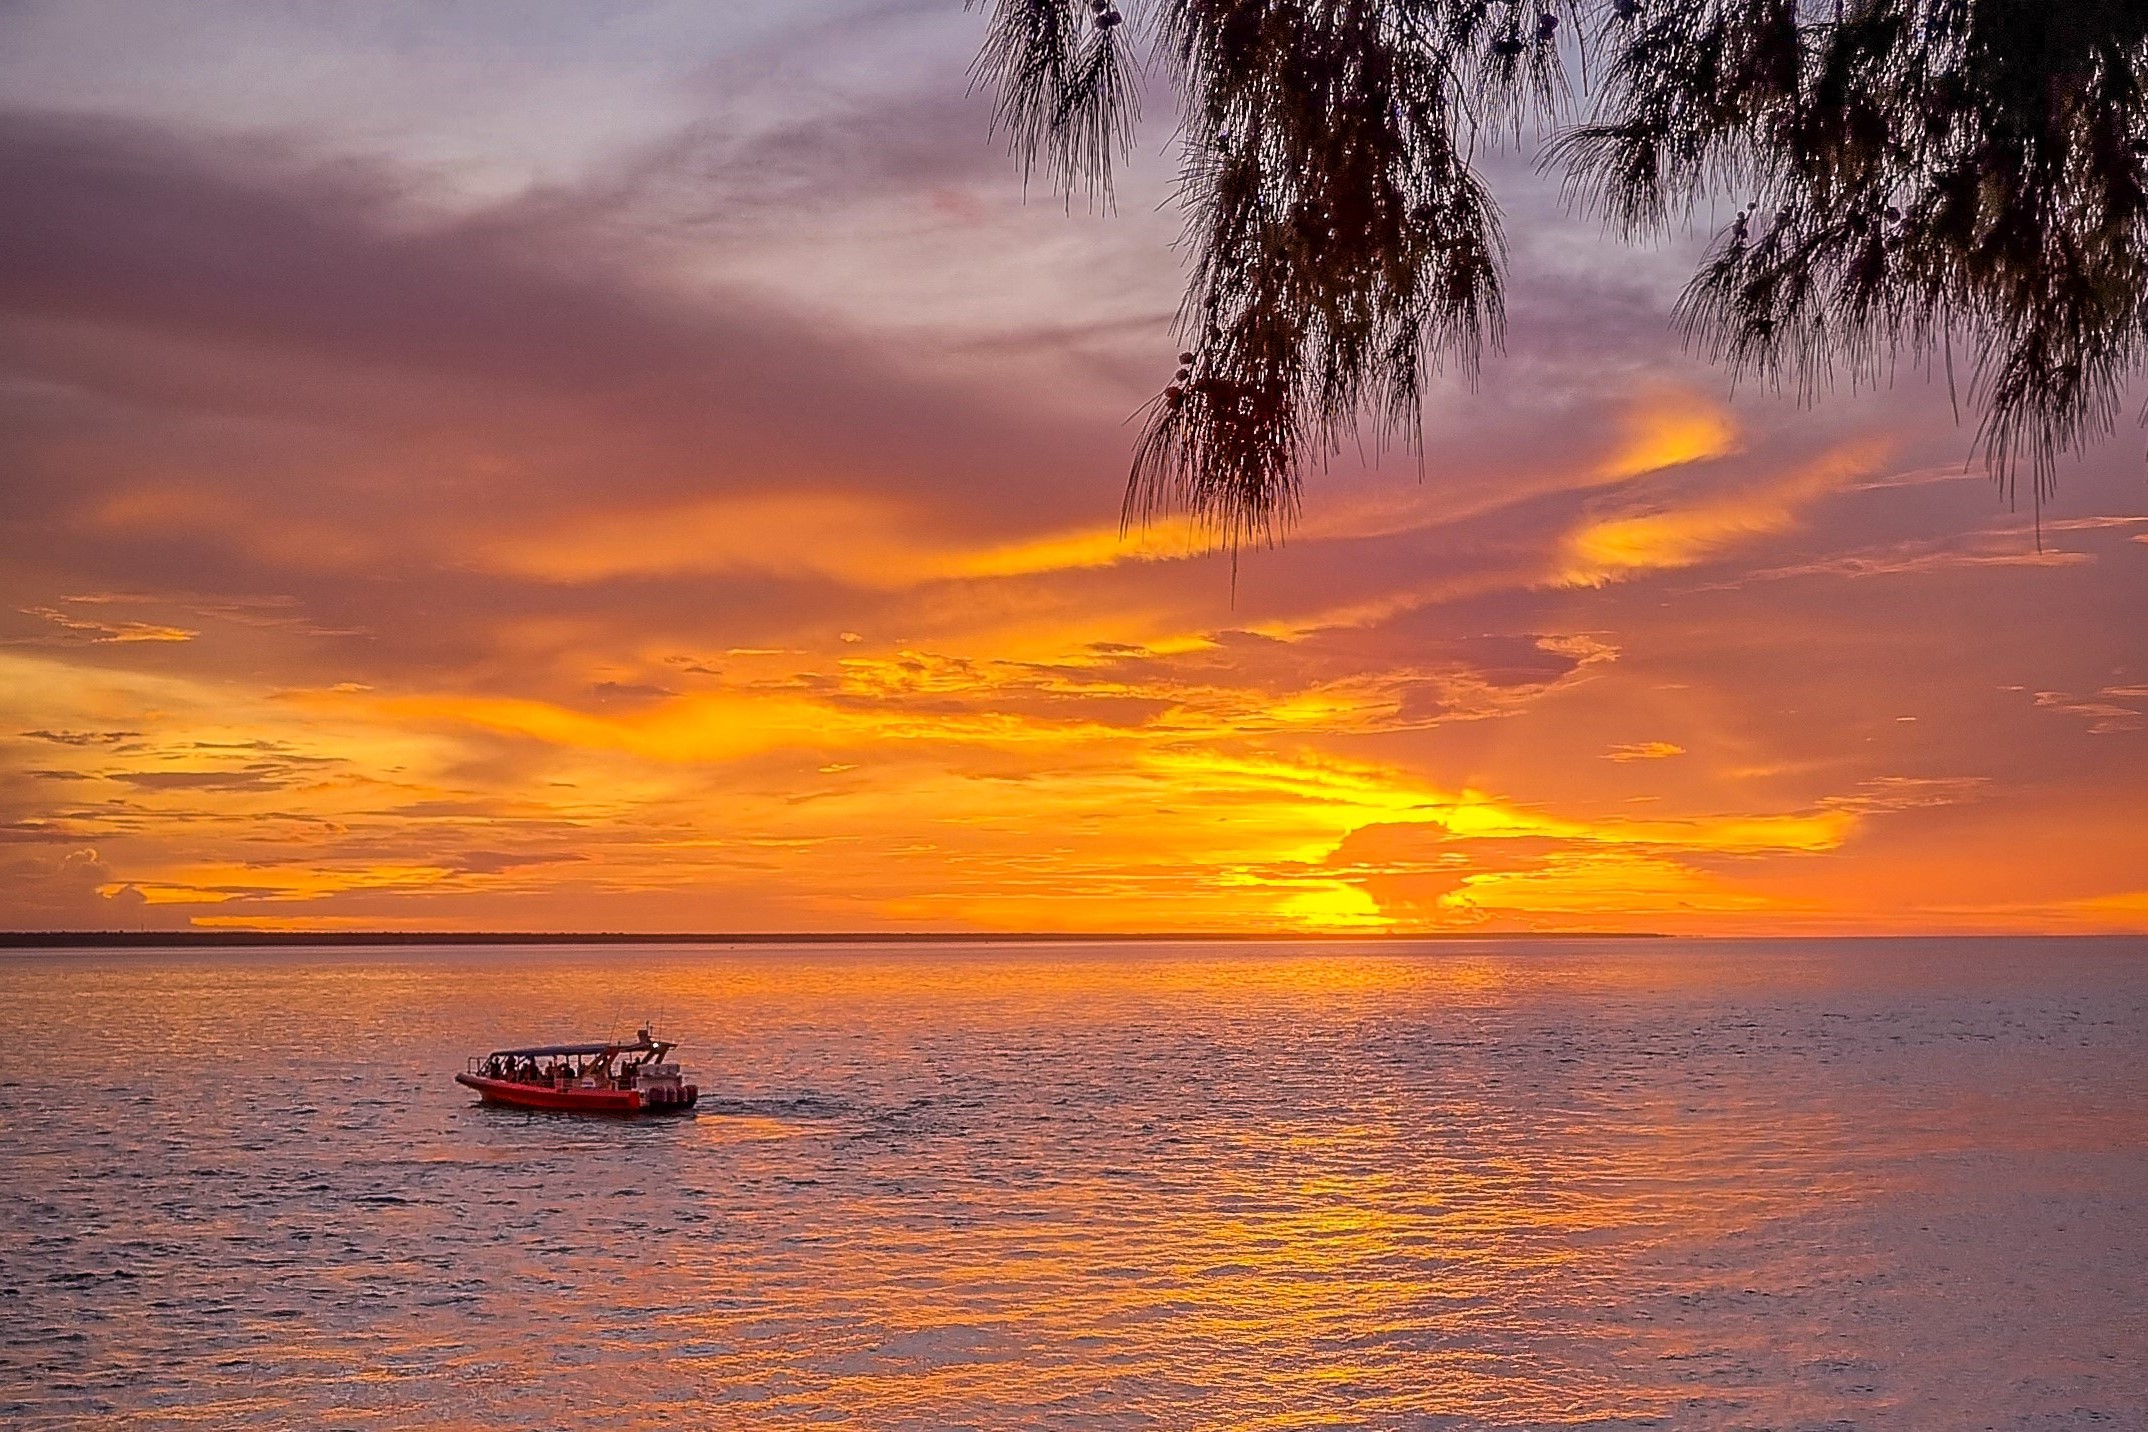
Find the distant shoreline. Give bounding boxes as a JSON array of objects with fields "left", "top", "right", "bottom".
[{"left": 0, "top": 929, "right": 1669, "bottom": 948}]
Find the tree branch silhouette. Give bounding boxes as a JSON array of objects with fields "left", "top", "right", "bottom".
[{"left": 974, "top": 0, "right": 2148, "bottom": 539}]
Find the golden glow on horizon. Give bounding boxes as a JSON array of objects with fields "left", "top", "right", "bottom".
[{"left": 9, "top": 627, "right": 2080, "bottom": 936}]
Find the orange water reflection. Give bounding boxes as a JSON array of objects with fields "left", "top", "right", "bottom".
[{"left": 3, "top": 938, "right": 2142, "bottom": 1428}]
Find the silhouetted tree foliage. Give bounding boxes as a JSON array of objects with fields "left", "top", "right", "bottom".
[{"left": 972, "top": 0, "right": 2148, "bottom": 542}]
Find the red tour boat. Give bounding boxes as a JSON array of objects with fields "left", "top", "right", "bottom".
[{"left": 455, "top": 1028, "right": 699, "bottom": 1114}]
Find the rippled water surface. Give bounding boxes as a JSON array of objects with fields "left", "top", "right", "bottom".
[{"left": 3, "top": 937, "right": 2144, "bottom": 1429}]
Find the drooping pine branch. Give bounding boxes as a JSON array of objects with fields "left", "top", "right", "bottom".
[
  {"left": 975, "top": 0, "right": 2148, "bottom": 536},
  {"left": 1131, "top": 0, "right": 1522, "bottom": 543},
  {"left": 972, "top": 0, "right": 1142, "bottom": 203},
  {"left": 1573, "top": 0, "right": 2148, "bottom": 501}
]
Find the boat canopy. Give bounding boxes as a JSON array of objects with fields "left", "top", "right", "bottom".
[{"left": 486, "top": 1031, "right": 669, "bottom": 1059}]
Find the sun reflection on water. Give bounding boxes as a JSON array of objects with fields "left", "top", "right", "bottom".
[{"left": 1, "top": 938, "right": 2142, "bottom": 1428}]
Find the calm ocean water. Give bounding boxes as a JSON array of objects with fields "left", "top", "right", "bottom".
[{"left": 1, "top": 937, "right": 2142, "bottom": 1429}]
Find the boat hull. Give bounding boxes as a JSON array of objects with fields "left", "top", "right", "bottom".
[{"left": 455, "top": 1072, "right": 696, "bottom": 1114}]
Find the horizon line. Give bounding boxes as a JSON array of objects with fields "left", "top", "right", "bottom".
[
  {"left": 1, "top": 928, "right": 1676, "bottom": 947},
  {"left": 6, "top": 929, "right": 2144, "bottom": 948}
]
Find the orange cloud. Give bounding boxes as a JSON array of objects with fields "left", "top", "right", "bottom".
[
  {"left": 21, "top": 604, "right": 196, "bottom": 644},
  {"left": 479, "top": 491, "right": 1207, "bottom": 588},
  {"left": 1605, "top": 741, "right": 1684, "bottom": 761},
  {"left": 1557, "top": 439, "right": 1892, "bottom": 586},
  {"left": 1595, "top": 390, "right": 1739, "bottom": 480}
]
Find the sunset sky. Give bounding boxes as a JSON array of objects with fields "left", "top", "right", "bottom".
[{"left": 3, "top": 1, "right": 2144, "bottom": 934}]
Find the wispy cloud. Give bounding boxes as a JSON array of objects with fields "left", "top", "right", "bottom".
[
  {"left": 1555, "top": 440, "right": 1892, "bottom": 587},
  {"left": 1605, "top": 741, "right": 1684, "bottom": 762},
  {"left": 478, "top": 494, "right": 1211, "bottom": 588},
  {"left": 19, "top": 605, "right": 196, "bottom": 644}
]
